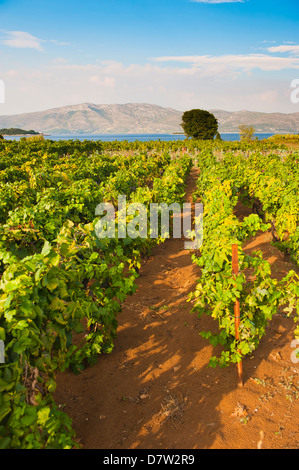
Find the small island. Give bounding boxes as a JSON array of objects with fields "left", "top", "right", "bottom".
[{"left": 0, "top": 128, "right": 42, "bottom": 136}]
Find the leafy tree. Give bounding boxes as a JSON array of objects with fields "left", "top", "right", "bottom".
[
  {"left": 181, "top": 109, "right": 218, "bottom": 140},
  {"left": 239, "top": 124, "right": 256, "bottom": 142},
  {"left": 0, "top": 134, "right": 3, "bottom": 140}
]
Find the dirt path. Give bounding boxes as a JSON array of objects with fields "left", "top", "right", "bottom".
[{"left": 54, "top": 168, "right": 299, "bottom": 449}]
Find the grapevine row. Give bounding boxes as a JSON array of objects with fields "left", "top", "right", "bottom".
[
  {"left": 189, "top": 148, "right": 299, "bottom": 368},
  {"left": 0, "top": 138, "right": 192, "bottom": 448}
]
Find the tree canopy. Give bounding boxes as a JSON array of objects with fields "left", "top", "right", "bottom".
[
  {"left": 181, "top": 109, "right": 218, "bottom": 140},
  {"left": 238, "top": 124, "right": 256, "bottom": 142}
]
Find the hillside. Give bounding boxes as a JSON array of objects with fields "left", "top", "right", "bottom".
[
  {"left": 0, "top": 103, "right": 299, "bottom": 135},
  {"left": 212, "top": 109, "right": 299, "bottom": 133},
  {"left": 0, "top": 103, "right": 183, "bottom": 135}
]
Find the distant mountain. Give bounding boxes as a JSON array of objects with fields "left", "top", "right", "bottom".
[
  {"left": 0, "top": 103, "right": 183, "bottom": 135},
  {"left": 0, "top": 103, "right": 299, "bottom": 135},
  {"left": 211, "top": 109, "right": 299, "bottom": 134}
]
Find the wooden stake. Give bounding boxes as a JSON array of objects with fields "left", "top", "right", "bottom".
[{"left": 232, "top": 244, "right": 243, "bottom": 388}]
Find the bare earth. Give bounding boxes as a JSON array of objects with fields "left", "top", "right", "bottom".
[{"left": 54, "top": 168, "right": 299, "bottom": 449}]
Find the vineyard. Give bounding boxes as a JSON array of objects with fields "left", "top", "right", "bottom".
[{"left": 0, "top": 136, "right": 298, "bottom": 449}]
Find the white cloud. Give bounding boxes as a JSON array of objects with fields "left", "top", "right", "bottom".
[
  {"left": 1, "top": 31, "right": 44, "bottom": 51},
  {"left": 152, "top": 53, "right": 299, "bottom": 71},
  {"left": 1, "top": 51, "right": 298, "bottom": 116},
  {"left": 48, "top": 39, "right": 71, "bottom": 46},
  {"left": 0, "top": 30, "right": 71, "bottom": 51},
  {"left": 267, "top": 45, "right": 299, "bottom": 56},
  {"left": 89, "top": 75, "right": 115, "bottom": 87}
]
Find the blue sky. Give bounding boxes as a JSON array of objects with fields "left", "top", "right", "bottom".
[{"left": 0, "top": 0, "right": 299, "bottom": 114}]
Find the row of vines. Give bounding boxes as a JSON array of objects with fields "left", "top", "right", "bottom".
[
  {"left": 0, "top": 136, "right": 192, "bottom": 448},
  {"left": 189, "top": 146, "right": 299, "bottom": 369}
]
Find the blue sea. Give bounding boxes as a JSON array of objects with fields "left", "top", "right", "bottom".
[{"left": 3, "top": 133, "right": 275, "bottom": 142}]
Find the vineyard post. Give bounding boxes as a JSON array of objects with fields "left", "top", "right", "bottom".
[{"left": 232, "top": 244, "right": 243, "bottom": 387}]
